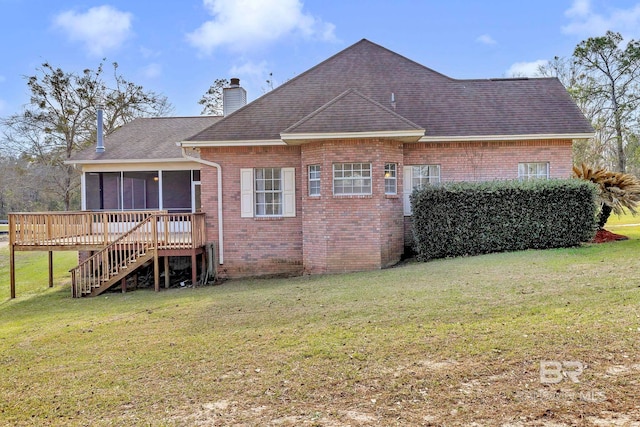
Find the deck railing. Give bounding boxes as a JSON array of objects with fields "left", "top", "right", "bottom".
[
  {"left": 9, "top": 211, "right": 162, "bottom": 248},
  {"left": 68, "top": 213, "right": 206, "bottom": 297},
  {"left": 8, "top": 211, "right": 206, "bottom": 249},
  {"left": 9, "top": 211, "right": 208, "bottom": 298},
  {"left": 156, "top": 213, "right": 207, "bottom": 249}
]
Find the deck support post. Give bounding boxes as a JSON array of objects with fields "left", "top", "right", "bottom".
[
  {"left": 200, "top": 253, "right": 206, "bottom": 285},
  {"left": 48, "top": 251, "right": 54, "bottom": 288},
  {"left": 10, "top": 246, "right": 16, "bottom": 299},
  {"left": 153, "top": 253, "right": 160, "bottom": 292},
  {"left": 153, "top": 215, "right": 160, "bottom": 292},
  {"left": 191, "top": 250, "right": 197, "bottom": 287},
  {"left": 164, "top": 256, "right": 170, "bottom": 289},
  {"left": 9, "top": 214, "right": 16, "bottom": 299},
  {"left": 121, "top": 277, "right": 126, "bottom": 293}
]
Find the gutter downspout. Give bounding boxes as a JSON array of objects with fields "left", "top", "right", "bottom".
[{"left": 180, "top": 147, "right": 224, "bottom": 265}]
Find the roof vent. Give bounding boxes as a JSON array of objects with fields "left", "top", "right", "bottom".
[{"left": 223, "top": 78, "right": 247, "bottom": 116}]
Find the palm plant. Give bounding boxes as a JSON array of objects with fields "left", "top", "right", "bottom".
[{"left": 573, "top": 163, "right": 640, "bottom": 228}]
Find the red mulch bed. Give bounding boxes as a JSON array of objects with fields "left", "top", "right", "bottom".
[{"left": 592, "top": 228, "right": 629, "bottom": 243}]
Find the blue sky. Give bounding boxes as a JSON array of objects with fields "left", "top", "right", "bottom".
[{"left": 1, "top": 0, "right": 640, "bottom": 117}]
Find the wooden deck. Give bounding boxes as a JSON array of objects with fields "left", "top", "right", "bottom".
[{"left": 8, "top": 211, "right": 208, "bottom": 298}]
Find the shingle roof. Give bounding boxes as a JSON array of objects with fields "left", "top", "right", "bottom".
[
  {"left": 70, "top": 116, "right": 221, "bottom": 162},
  {"left": 282, "top": 89, "right": 424, "bottom": 135},
  {"left": 187, "top": 39, "right": 592, "bottom": 143}
]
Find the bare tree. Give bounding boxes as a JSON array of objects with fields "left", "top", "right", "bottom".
[
  {"left": 198, "top": 78, "right": 229, "bottom": 116},
  {"left": 1, "top": 61, "right": 172, "bottom": 210}
]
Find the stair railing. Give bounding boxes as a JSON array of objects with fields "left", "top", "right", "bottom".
[{"left": 70, "top": 215, "right": 158, "bottom": 297}]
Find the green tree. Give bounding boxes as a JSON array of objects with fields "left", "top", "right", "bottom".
[
  {"left": 538, "top": 56, "right": 607, "bottom": 167},
  {"left": 198, "top": 78, "right": 229, "bottom": 116},
  {"left": 572, "top": 31, "right": 640, "bottom": 173},
  {"left": 1, "top": 61, "right": 172, "bottom": 210}
]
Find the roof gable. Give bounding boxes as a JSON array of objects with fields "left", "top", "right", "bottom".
[
  {"left": 186, "top": 39, "right": 593, "bottom": 145},
  {"left": 281, "top": 89, "right": 424, "bottom": 143}
]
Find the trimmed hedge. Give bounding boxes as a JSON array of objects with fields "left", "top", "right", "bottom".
[{"left": 411, "top": 179, "right": 598, "bottom": 261}]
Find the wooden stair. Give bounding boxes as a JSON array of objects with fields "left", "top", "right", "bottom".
[
  {"left": 89, "top": 251, "right": 155, "bottom": 296},
  {"left": 70, "top": 216, "right": 157, "bottom": 297}
]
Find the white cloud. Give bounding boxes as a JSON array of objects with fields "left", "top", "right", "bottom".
[
  {"left": 186, "top": 0, "right": 337, "bottom": 55},
  {"left": 229, "top": 60, "right": 268, "bottom": 78},
  {"left": 566, "top": 0, "right": 591, "bottom": 18},
  {"left": 140, "top": 63, "right": 162, "bottom": 79},
  {"left": 229, "top": 60, "right": 275, "bottom": 93},
  {"left": 139, "top": 46, "right": 161, "bottom": 59},
  {"left": 506, "top": 60, "right": 548, "bottom": 77},
  {"left": 53, "top": 5, "right": 133, "bottom": 56},
  {"left": 562, "top": 0, "right": 640, "bottom": 38},
  {"left": 476, "top": 34, "right": 496, "bottom": 45}
]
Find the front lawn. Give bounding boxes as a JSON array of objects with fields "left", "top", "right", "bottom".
[{"left": 1, "top": 232, "right": 639, "bottom": 425}]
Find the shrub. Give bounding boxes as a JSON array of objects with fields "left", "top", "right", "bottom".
[
  {"left": 411, "top": 179, "right": 598, "bottom": 261},
  {"left": 572, "top": 164, "right": 640, "bottom": 229}
]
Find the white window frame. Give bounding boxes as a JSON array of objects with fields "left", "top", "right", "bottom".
[
  {"left": 255, "top": 168, "right": 282, "bottom": 216},
  {"left": 308, "top": 164, "right": 321, "bottom": 196},
  {"left": 333, "top": 163, "right": 372, "bottom": 195},
  {"left": 240, "top": 167, "right": 295, "bottom": 218},
  {"left": 518, "top": 162, "right": 549, "bottom": 181},
  {"left": 403, "top": 165, "right": 441, "bottom": 215},
  {"left": 384, "top": 163, "right": 397, "bottom": 195}
]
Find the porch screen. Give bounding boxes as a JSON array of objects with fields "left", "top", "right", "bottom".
[{"left": 162, "top": 170, "right": 192, "bottom": 212}]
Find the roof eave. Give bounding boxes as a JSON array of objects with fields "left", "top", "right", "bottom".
[
  {"left": 178, "top": 139, "right": 287, "bottom": 148},
  {"left": 280, "top": 130, "right": 425, "bottom": 144},
  {"left": 65, "top": 157, "right": 196, "bottom": 166},
  {"left": 418, "top": 132, "right": 595, "bottom": 142}
]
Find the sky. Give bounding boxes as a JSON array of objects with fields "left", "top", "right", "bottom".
[{"left": 2, "top": 0, "right": 640, "bottom": 117}]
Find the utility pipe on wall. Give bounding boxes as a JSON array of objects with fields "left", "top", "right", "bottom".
[{"left": 180, "top": 148, "right": 224, "bottom": 264}]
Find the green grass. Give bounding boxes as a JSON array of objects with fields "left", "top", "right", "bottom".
[
  {"left": 1, "top": 235, "right": 640, "bottom": 425},
  {"left": 0, "top": 224, "right": 8, "bottom": 233},
  {"left": 0, "top": 249, "right": 78, "bottom": 297},
  {"left": 606, "top": 209, "right": 640, "bottom": 226}
]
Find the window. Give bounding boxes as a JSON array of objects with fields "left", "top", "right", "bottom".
[
  {"left": 333, "top": 163, "right": 371, "bottom": 195},
  {"left": 240, "top": 168, "right": 296, "bottom": 218},
  {"left": 384, "top": 163, "right": 397, "bottom": 195},
  {"left": 255, "top": 168, "right": 282, "bottom": 216},
  {"left": 411, "top": 165, "right": 440, "bottom": 189},
  {"left": 518, "top": 162, "right": 549, "bottom": 181},
  {"left": 309, "top": 165, "right": 321, "bottom": 196},
  {"left": 403, "top": 165, "right": 441, "bottom": 215}
]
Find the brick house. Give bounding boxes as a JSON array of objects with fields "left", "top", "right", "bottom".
[{"left": 68, "top": 39, "right": 593, "bottom": 280}]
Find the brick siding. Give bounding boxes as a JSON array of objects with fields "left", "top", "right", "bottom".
[
  {"left": 200, "top": 145, "right": 303, "bottom": 278},
  {"left": 198, "top": 138, "right": 573, "bottom": 278},
  {"left": 301, "top": 139, "right": 404, "bottom": 274}
]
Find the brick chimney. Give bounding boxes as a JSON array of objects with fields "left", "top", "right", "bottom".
[{"left": 223, "top": 78, "right": 247, "bottom": 116}]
